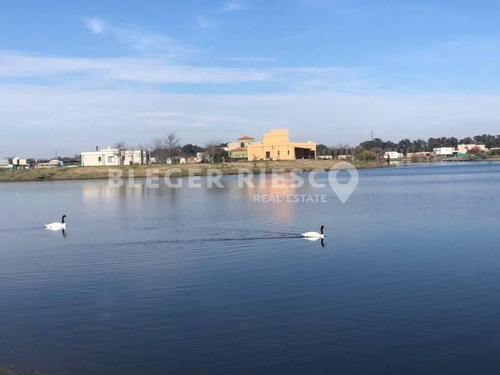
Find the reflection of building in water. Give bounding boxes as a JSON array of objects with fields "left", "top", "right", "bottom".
[
  {"left": 228, "top": 172, "right": 298, "bottom": 222},
  {"left": 82, "top": 181, "right": 154, "bottom": 199},
  {"left": 81, "top": 180, "right": 184, "bottom": 213},
  {"left": 82, "top": 183, "right": 125, "bottom": 199}
]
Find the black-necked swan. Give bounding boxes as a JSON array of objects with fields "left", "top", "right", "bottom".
[
  {"left": 302, "top": 225, "right": 325, "bottom": 239},
  {"left": 45, "top": 215, "right": 67, "bottom": 230}
]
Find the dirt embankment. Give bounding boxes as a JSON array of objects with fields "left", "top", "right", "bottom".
[{"left": 0, "top": 160, "right": 381, "bottom": 182}]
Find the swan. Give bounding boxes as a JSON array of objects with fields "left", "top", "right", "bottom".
[
  {"left": 45, "top": 215, "right": 67, "bottom": 231},
  {"left": 302, "top": 225, "right": 325, "bottom": 238}
]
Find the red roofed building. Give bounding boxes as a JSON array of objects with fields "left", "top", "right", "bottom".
[{"left": 228, "top": 136, "right": 255, "bottom": 159}]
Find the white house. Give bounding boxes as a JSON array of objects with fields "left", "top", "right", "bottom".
[
  {"left": 81, "top": 147, "right": 149, "bottom": 166},
  {"left": 0, "top": 157, "right": 30, "bottom": 170},
  {"left": 383, "top": 151, "right": 404, "bottom": 159},
  {"left": 433, "top": 147, "right": 455, "bottom": 156},
  {"left": 35, "top": 160, "right": 63, "bottom": 169}
]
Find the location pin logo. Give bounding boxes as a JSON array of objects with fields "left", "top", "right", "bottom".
[{"left": 328, "top": 161, "right": 359, "bottom": 203}]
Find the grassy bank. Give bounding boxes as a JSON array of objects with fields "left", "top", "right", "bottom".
[{"left": 0, "top": 160, "right": 382, "bottom": 182}]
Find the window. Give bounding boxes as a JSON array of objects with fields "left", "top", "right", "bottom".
[
  {"left": 266, "top": 151, "right": 270, "bottom": 159},
  {"left": 108, "top": 156, "right": 114, "bottom": 163},
  {"left": 288, "top": 150, "right": 290, "bottom": 155},
  {"left": 98, "top": 156, "right": 102, "bottom": 162},
  {"left": 240, "top": 142, "right": 245, "bottom": 148}
]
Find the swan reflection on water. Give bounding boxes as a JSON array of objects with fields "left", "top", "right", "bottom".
[{"left": 302, "top": 237, "right": 326, "bottom": 247}]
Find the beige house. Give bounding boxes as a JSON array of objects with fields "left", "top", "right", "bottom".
[
  {"left": 457, "top": 144, "right": 486, "bottom": 154},
  {"left": 247, "top": 129, "right": 316, "bottom": 161}
]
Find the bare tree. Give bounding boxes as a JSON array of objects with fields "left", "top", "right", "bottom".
[
  {"left": 114, "top": 141, "right": 127, "bottom": 165},
  {"left": 164, "top": 131, "right": 181, "bottom": 162},
  {"left": 467, "top": 146, "right": 482, "bottom": 157},
  {"left": 148, "top": 132, "right": 180, "bottom": 164},
  {"left": 150, "top": 137, "right": 166, "bottom": 163},
  {"left": 204, "top": 139, "right": 227, "bottom": 163},
  {"left": 136, "top": 143, "right": 149, "bottom": 164}
]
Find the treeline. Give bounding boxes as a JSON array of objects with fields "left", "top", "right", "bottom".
[
  {"left": 317, "top": 144, "right": 357, "bottom": 157},
  {"left": 317, "top": 134, "right": 500, "bottom": 157},
  {"left": 359, "top": 134, "right": 500, "bottom": 153}
]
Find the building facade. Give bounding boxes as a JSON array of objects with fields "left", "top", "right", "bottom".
[
  {"left": 433, "top": 147, "right": 455, "bottom": 156},
  {"left": 228, "top": 136, "right": 255, "bottom": 159},
  {"left": 383, "top": 151, "right": 404, "bottom": 159},
  {"left": 246, "top": 129, "right": 316, "bottom": 161},
  {"left": 81, "top": 147, "right": 149, "bottom": 166}
]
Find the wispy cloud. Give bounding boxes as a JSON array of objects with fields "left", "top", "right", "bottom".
[
  {"left": 221, "top": 0, "right": 243, "bottom": 12},
  {"left": 118, "top": 28, "right": 198, "bottom": 56},
  {"left": 231, "top": 56, "right": 276, "bottom": 63},
  {"left": 83, "top": 18, "right": 197, "bottom": 57},
  {"left": 0, "top": 51, "right": 273, "bottom": 84},
  {"left": 85, "top": 17, "right": 106, "bottom": 34},
  {"left": 0, "top": 50, "right": 362, "bottom": 87},
  {"left": 197, "top": 15, "right": 214, "bottom": 29}
]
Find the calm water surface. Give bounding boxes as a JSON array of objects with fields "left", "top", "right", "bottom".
[{"left": 1, "top": 162, "right": 500, "bottom": 374}]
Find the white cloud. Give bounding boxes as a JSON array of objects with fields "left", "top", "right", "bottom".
[
  {"left": 231, "top": 57, "right": 276, "bottom": 62},
  {"left": 83, "top": 18, "right": 197, "bottom": 57},
  {"left": 221, "top": 0, "right": 243, "bottom": 12},
  {"left": 115, "top": 27, "right": 198, "bottom": 56},
  {"left": 85, "top": 17, "right": 106, "bottom": 34},
  {"left": 0, "top": 50, "right": 362, "bottom": 86},
  {"left": 197, "top": 15, "right": 214, "bottom": 29}
]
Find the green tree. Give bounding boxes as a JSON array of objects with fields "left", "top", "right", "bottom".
[{"left": 355, "top": 149, "right": 378, "bottom": 162}]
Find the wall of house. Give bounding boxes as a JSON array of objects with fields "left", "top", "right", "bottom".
[
  {"left": 384, "top": 151, "right": 403, "bottom": 159},
  {"left": 81, "top": 149, "right": 148, "bottom": 166},
  {"left": 230, "top": 150, "right": 248, "bottom": 159},
  {"left": 81, "top": 150, "right": 120, "bottom": 166},
  {"left": 246, "top": 130, "right": 316, "bottom": 160},
  {"left": 433, "top": 147, "right": 454, "bottom": 156},
  {"left": 238, "top": 138, "right": 255, "bottom": 148}
]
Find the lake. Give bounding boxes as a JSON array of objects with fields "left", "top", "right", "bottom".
[{"left": 1, "top": 162, "right": 500, "bottom": 374}]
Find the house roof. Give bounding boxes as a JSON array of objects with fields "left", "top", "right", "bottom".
[
  {"left": 238, "top": 136, "right": 254, "bottom": 140},
  {"left": 230, "top": 147, "right": 247, "bottom": 152}
]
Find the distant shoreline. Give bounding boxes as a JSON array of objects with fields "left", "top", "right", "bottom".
[
  {"left": 1, "top": 158, "right": 498, "bottom": 183},
  {"left": 0, "top": 160, "right": 382, "bottom": 183}
]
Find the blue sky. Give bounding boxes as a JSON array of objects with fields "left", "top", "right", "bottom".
[{"left": 1, "top": 0, "right": 500, "bottom": 157}]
